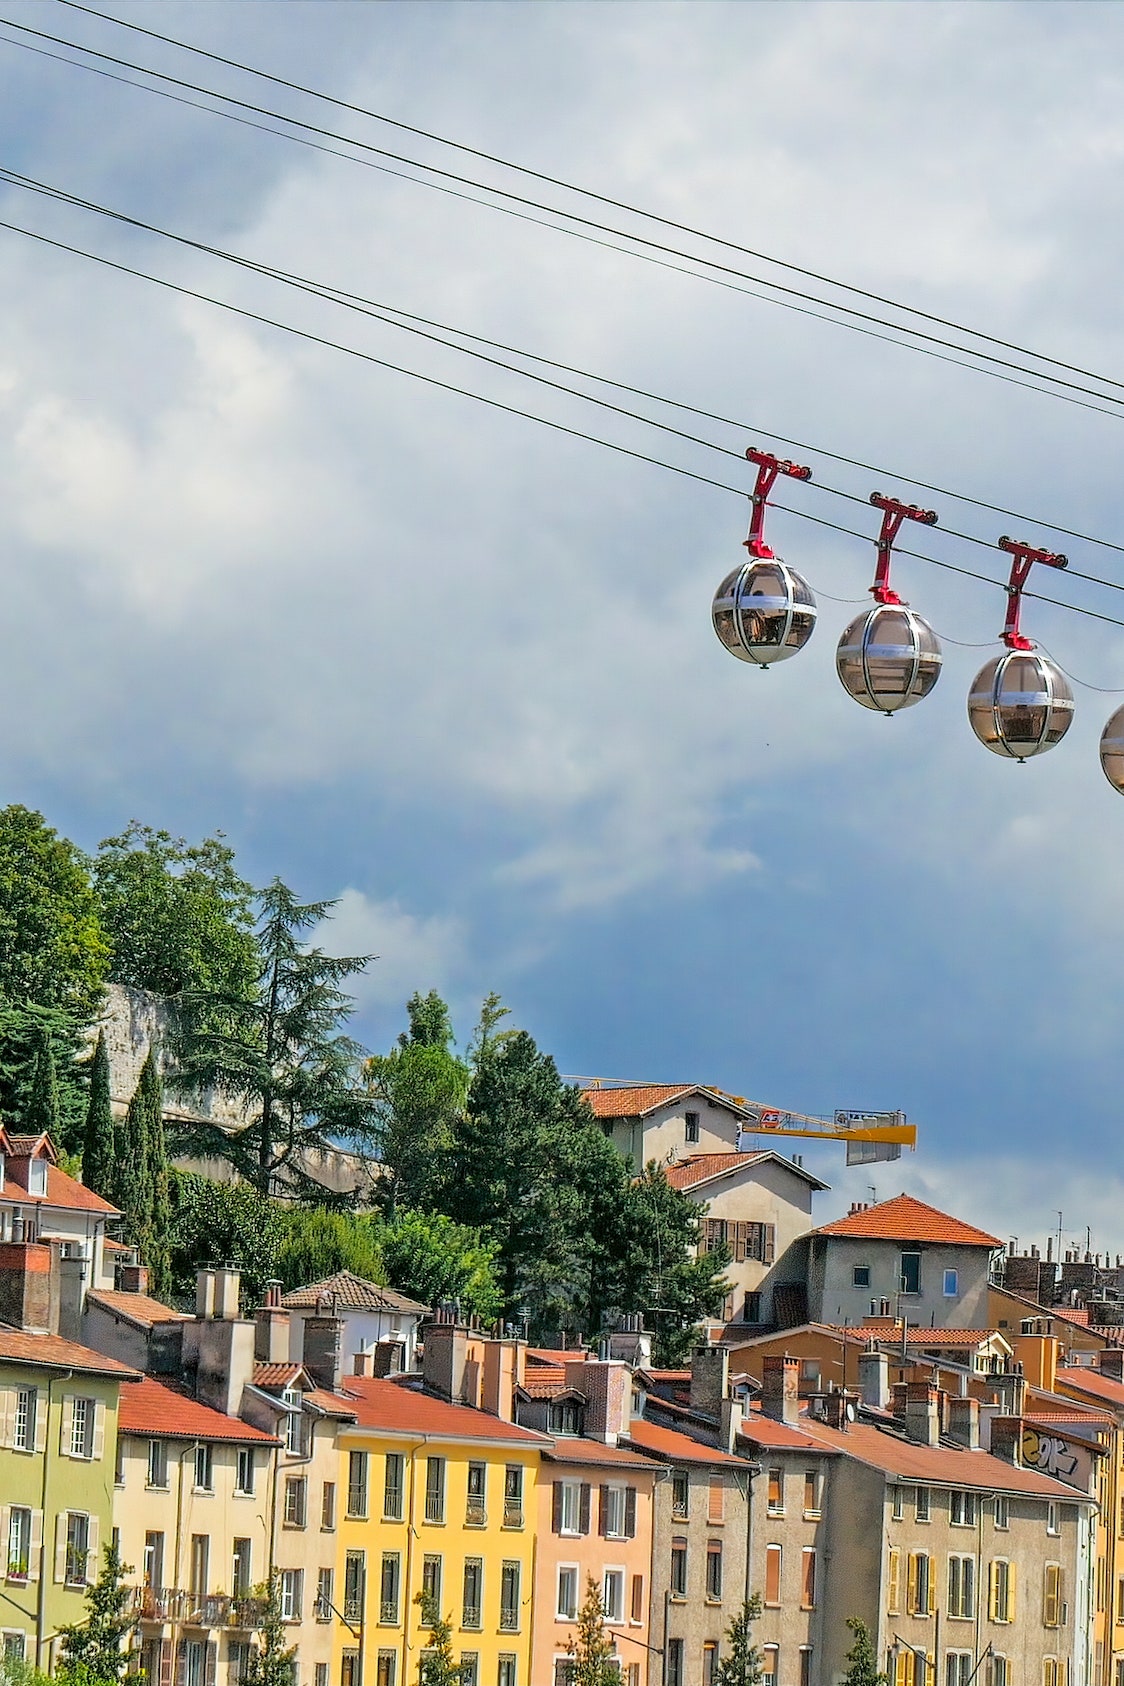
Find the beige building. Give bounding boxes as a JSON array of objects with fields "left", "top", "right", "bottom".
[{"left": 583, "top": 1084, "right": 756, "bottom": 1168}]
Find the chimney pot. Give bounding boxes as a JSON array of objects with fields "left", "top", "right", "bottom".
[{"left": 761, "top": 1355, "right": 800, "bottom": 1426}]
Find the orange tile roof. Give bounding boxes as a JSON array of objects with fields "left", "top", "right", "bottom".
[
  {"left": 798, "top": 1415, "right": 1090, "bottom": 1496},
  {"left": 86, "top": 1290, "right": 189, "bottom": 1331},
  {"left": 119, "top": 1376, "right": 278, "bottom": 1442},
  {"left": 342, "top": 1376, "right": 547, "bottom": 1444},
  {"left": 814, "top": 1193, "right": 1001, "bottom": 1248},
  {"left": 740, "top": 1410, "right": 834, "bottom": 1453},
  {"left": 1057, "top": 1368, "right": 1124, "bottom": 1410},
  {"left": 583, "top": 1084, "right": 697, "bottom": 1119},
  {"left": 2, "top": 1160, "right": 119, "bottom": 1215},
  {"left": 305, "top": 1388, "right": 359, "bottom": 1420},
  {"left": 625, "top": 1416, "right": 745, "bottom": 1467},
  {"left": 827, "top": 1327, "right": 1006, "bottom": 1348},
  {"left": 0, "top": 1324, "right": 139, "bottom": 1379},
  {"left": 253, "top": 1364, "right": 304, "bottom": 1389},
  {"left": 543, "top": 1437, "right": 656, "bottom": 1469},
  {"left": 664, "top": 1153, "right": 764, "bottom": 1190}
]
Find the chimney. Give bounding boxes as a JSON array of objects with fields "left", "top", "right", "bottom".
[
  {"left": 761, "top": 1355, "right": 800, "bottom": 1426},
  {"left": 303, "top": 1315, "right": 343, "bottom": 1392},
  {"left": 858, "top": 1347, "right": 890, "bottom": 1411},
  {"left": 353, "top": 1350, "right": 375, "bottom": 1378},
  {"left": 575, "top": 1360, "right": 630, "bottom": 1445},
  {"left": 720, "top": 1396, "right": 744, "bottom": 1453},
  {"left": 213, "top": 1267, "right": 241, "bottom": 1321},
  {"left": 1098, "top": 1349, "right": 1124, "bottom": 1382},
  {"left": 690, "top": 1347, "right": 730, "bottom": 1418},
  {"left": 1012, "top": 1335, "right": 1058, "bottom": 1394},
  {"left": 989, "top": 1416, "right": 1023, "bottom": 1465},
  {"left": 118, "top": 1262, "right": 149, "bottom": 1296},
  {"left": 482, "top": 1339, "right": 521, "bottom": 1424},
  {"left": 424, "top": 1319, "right": 470, "bottom": 1403},
  {"left": 947, "top": 1397, "right": 980, "bottom": 1451},
  {"left": 607, "top": 1314, "right": 653, "bottom": 1371},
  {"left": 0, "top": 1241, "right": 60, "bottom": 1335},
  {"left": 899, "top": 1382, "right": 941, "bottom": 1448},
  {"left": 189, "top": 1312, "right": 255, "bottom": 1417},
  {"left": 254, "top": 1295, "right": 291, "bottom": 1366},
  {"left": 815, "top": 1390, "right": 851, "bottom": 1432},
  {"left": 991, "top": 1369, "right": 1027, "bottom": 1419},
  {"left": 196, "top": 1268, "right": 216, "bottom": 1319}
]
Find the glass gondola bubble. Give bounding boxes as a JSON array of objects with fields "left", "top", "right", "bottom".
[
  {"left": 967, "top": 650, "right": 1074, "bottom": 761},
  {"left": 836, "top": 604, "right": 942, "bottom": 715},
  {"left": 1100, "top": 704, "right": 1124, "bottom": 793},
  {"left": 711, "top": 558, "right": 818, "bottom": 668}
]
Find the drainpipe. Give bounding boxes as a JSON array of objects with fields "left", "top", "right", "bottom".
[
  {"left": 36, "top": 1370, "right": 72, "bottom": 1669},
  {"left": 399, "top": 1436, "right": 428, "bottom": 1686}
]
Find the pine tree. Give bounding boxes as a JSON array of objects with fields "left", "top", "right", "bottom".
[
  {"left": 841, "top": 1617, "right": 889, "bottom": 1686},
  {"left": 82, "top": 1032, "right": 115, "bottom": 1199},
  {"left": 714, "top": 1596, "right": 764, "bottom": 1686},
  {"left": 415, "top": 1592, "right": 463, "bottom": 1686},
  {"left": 57, "top": 1543, "right": 141, "bottom": 1686},
  {"left": 239, "top": 1575, "right": 296, "bottom": 1686},
  {"left": 24, "top": 1022, "right": 60, "bottom": 1139},
  {"left": 366, "top": 992, "right": 468, "bottom": 1218},
  {"left": 566, "top": 1577, "right": 618, "bottom": 1686}
]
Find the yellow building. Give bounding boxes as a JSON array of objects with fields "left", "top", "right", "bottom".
[{"left": 333, "top": 1367, "right": 544, "bottom": 1686}]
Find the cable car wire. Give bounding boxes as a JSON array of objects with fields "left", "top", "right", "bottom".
[
  {"left": 4, "top": 211, "right": 1124, "bottom": 643},
  {"left": 7, "top": 11, "right": 1124, "bottom": 419}
]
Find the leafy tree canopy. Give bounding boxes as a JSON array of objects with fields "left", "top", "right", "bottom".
[
  {"left": 94, "top": 822, "right": 257, "bottom": 1001},
  {"left": 169, "top": 1170, "right": 286, "bottom": 1304},
  {"left": 841, "top": 1618, "right": 889, "bottom": 1686},
  {"left": 0, "top": 1000, "right": 89, "bottom": 1153},
  {"left": 239, "top": 1575, "right": 296, "bottom": 1686},
  {"left": 276, "top": 1207, "right": 385, "bottom": 1291},
  {"left": 714, "top": 1596, "right": 764, "bottom": 1686},
  {"left": 57, "top": 1543, "right": 141, "bottom": 1686},
  {"left": 416, "top": 1592, "right": 464, "bottom": 1686},
  {"left": 379, "top": 1209, "right": 502, "bottom": 1323},
  {"left": 0, "top": 805, "right": 108, "bottom": 1022},
  {"left": 566, "top": 1576, "right": 618, "bottom": 1686},
  {"left": 366, "top": 992, "right": 468, "bottom": 1217}
]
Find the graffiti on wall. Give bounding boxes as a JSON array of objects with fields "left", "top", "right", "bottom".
[{"left": 1021, "top": 1425, "right": 1081, "bottom": 1482}]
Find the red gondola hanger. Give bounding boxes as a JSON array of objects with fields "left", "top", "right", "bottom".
[{"left": 744, "top": 446, "right": 812, "bottom": 559}]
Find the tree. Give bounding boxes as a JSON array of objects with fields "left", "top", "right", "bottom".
[
  {"left": 113, "top": 1054, "right": 160, "bottom": 1258},
  {"left": 714, "top": 1596, "right": 764, "bottom": 1686},
  {"left": 0, "top": 805, "right": 108, "bottom": 1021},
  {"left": 23, "top": 1021, "right": 60, "bottom": 1137},
  {"left": 57, "top": 1543, "right": 140, "bottom": 1685},
  {"left": 366, "top": 993, "right": 468, "bottom": 1217},
  {"left": 170, "top": 879, "right": 378, "bottom": 1194},
  {"left": 379, "top": 1210, "right": 502, "bottom": 1322},
  {"left": 0, "top": 1001, "right": 90, "bottom": 1154},
  {"left": 143, "top": 1056, "right": 173, "bottom": 1301},
  {"left": 276, "top": 1208, "right": 385, "bottom": 1291},
  {"left": 415, "top": 1592, "right": 464, "bottom": 1686},
  {"left": 607, "top": 1164, "right": 731, "bottom": 1367},
  {"left": 239, "top": 1575, "right": 296, "bottom": 1686},
  {"left": 169, "top": 1171, "right": 286, "bottom": 1304},
  {"left": 82, "top": 1031, "right": 116, "bottom": 1199},
  {"left": 94, "top": 823, "right": 258, "bottom": 1002},
  {"left": 566, "top": 1576, "right": 618, "bottom": 1686},
  {"left": 841, "top": 1618, "right": 889, "bottom": 1686}
]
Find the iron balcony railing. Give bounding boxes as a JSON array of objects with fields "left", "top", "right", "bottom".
[
  {"left": 131, "top": 1588, "right": 269, "bottom": 1629},
  {"left": 502, "top": 1500, "right": 523, "bottom": 1528},
  {"left": 465, "top": 1499, "right": 486, "bottom": 1527}
]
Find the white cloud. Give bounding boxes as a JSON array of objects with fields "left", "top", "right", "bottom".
[{"left": 318, "top": 889, "right": 466, "bottom": 1020}]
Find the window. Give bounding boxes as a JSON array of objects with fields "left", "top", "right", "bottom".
[
  {"left": 549, "top": 1400, "right": 585, "bottom": 1436},
  {"left": 600, "top": 1485, "right": 633, "bottom": 1540},
  {"left": 504, "top": 1466, "right": 524, "bottom": 1527},
  {"left": 279, "top": 1569, "right": 302, "bottom": 1623},
  {"left": 764, "top": 1544, "right": 781, "bottom": 1606},
  {"left": 554, "top": 1663, "right": 575, "bottom": 1686},
  {"left": 460, "top": 1657, "right": 479, "bottom": 1686},
  {"left": 28, "top": 1160, "right": 47, "bottom": 1197},
  {"left": 943, "top": 1269, "right": 959, "bottom": 1297},
  {"left": 321, "top": 1481, "right": 336, "bottom": 1530},
  {"left": 235, "top": 1448, "right": 255, "bottom": 1496},
  {"left": 380, "top": 1553, "right": 400, "bottom": 1624},
  {"left": 994, "top": 1494, "right": 1009, "bottom": 1530},
  {"left": 946, "top": 1655, "right": 972, "bottom": 1686},
  {"left": 707, "top": 1475, "right": 725, "bottom": 1523},
  {"left": 462, "top": 1559, "right": 483, "bottom": 1628},
  {"left": 6, "top": 1509, "right": 30, "bottom": 1581},
  {"left": 801, "top": 1548, "right": 816, "bottom": 1610},
  {"left": 601, "top": 1569, "right": 624, "bottom": 1623},
  {"left": 671, "top": 1539, "right": 687, "bottom": 1598},
  {"left": 766, "top": 1469, "right": 783, "bottom": 1515},
  {"left": 630, "top": 1574, "right": 643, "bottom": 1624},
  {"left": 344, "top": 1551, "right": 365, "bottom": 1625},
  {"left": 500, "top": 1562, "right": 520, "bottom": 1631},
  {"left": 467, "top": 1463, "right": 487, "bottom": 1526},
  {"left": 1047, "top": 1501, "right": 1059, "bottom": 1536},
  {"left": 424, "top": 1458, "right": 446, "bottom": 1524},
  {"left": 900, "top": 1251, "right": 921, "bottom": 1295},
  {"left": 284, "top": 1477, "right": 307, "bottom": 1528},
  {"left": 743, "top": 1291, "right": 762, "bottom": 1324},
  {"left": 13, "top": 1390, "right": 36, "bottom": 1453},
  {"left": 147, "top": 1440, "right": 167, "bottom": 1489},
  {"left": 685, "top": 1111, "right": 700, "bottom": 1143},
  {"left": 702, "top": 1643, "right": 718, "bottom": 1686},
  {"left": 384, "top": 1454, "right": 404, "bottom": 1521},
  {"left": 69, "top": 1398, "right": 94, "bottom": 1460},
  {"left": 232, "top": 1539, "right": 252, "bottom": 1597},
  {"left": 915, "top": 1485, "right": 930, "bottom": 1523},
  {"left": 706, "top": 1542, "right": 722, "bottom": 1602},
  {"left": 348, "top": 1452, "right": 369, "bottom": 1518},
  {"left": 762, "top": 1648, "right": 778, "bottom": 1686},
  {"left": 557, "top": 1566, "right": 578, "bottom": 1621},
  {"left": 887, "top": 1549, "right": 901, "bottom": 1615},
  {"left": 421, "top": 1554, "right": 442, "bottom": 1612},
  {"left": 666, "top": 1640, "right": 684, "bottom": 1686},
  {"left": 1043, "top": 1664, "right": 1060, "bottom": 1686},
  {"left": 799, "top": 1652, "right": 812, "bottom": 1686},
  {"left": 315, "top": 1667, "right": 329, "bottom": 1686},
  {"left": 374, "top": 1654, "right": 394, "bottom": 1686},
  {"left": 950, "top": 1491, "right": 977, "bottom": 1527},
  {"left": 1044, "top": 1563, "right": 1064, "bottom": 1628},
  {"left": 989, "top": 1560, "right": 1014, "bottom": 1623},
  {"left": 142, "top": 1532, "right": 163, "bottom": 1590},
  {"left": 891, "top": 1486, "right": 904, "bottom": 1522},
  {"left": 497, "top": 1658, "right": 517, "bottom": 1686},
  {"left": 64, "top": 1514, "right": 89, "bottom": 1587},
  {"left": 803, "top": 1470, "right": 821, "bottom": 1517},
  {"left": 554, "top": 1482, "right": 585, "bottom": 1536},
  {"left": 342, "top": 1653, "right": 361, "bottom": 1686},
  {"left": 948, "top": 1556, "right": 975, "bottom": 1619},
  {"left": 0, "top": 1639, "right": 24, "bottom": 1666},
  {"left": 906, "top": 1553, "right": 933, "bottom": 1616},
  {"left": 989, "top": 1659, "right": 1008, "bottom": 1686},
  {"left": 193, "top": 1444, "right": 213, "bottom": 1492},
  {"left": 853, "top": 1265, "right": 871, "bottom": 1287},
  {"left": 189, "top": 1535, "right": 209, "bottom": 1598}
]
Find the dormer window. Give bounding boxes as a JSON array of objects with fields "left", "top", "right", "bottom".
[
  {"left": 28, "top": 1160, "right": 47, "bottom": 1197},
  {"left": 549, "top": 1400, "right": 585, "bottom": 1437}
]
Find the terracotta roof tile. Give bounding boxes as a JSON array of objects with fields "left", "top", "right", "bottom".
[
  {"left": 826, "top": 1327, "right": 1006, "bottom": 1348},
  {"left": 86, "top": 1290, "right": 189, "bottom": 1331},
  {"left": 119, "top": 1376, "right": 278, "bottom": 1442},
  {"left": 814, "top": 1193, "right": 1001, "bottom": 1248},
  {"left": 0, "top": 1323, "right": 139, "bottom": 1379},
  {"left": 798, "top": 1415, "right": 1090, "bottom": 1496},
  {"left": 664, "top": 1153, "right": 765, "bottom": 1190},
  {"left": 342, "top": 1376, "right": 547, "bottom": 1444},
  {"left": 304, "top": 1388, "right": 359, "bottom": 1420},
  {"left": 253, "top": 1364, "right": 304, "bottom": 1389},
  {"left": 281, "top": 1271, "right": 427, "bottom": 1314},
  {"left": 582, "top": 1085, "right": 697, "bottom": 1120},
  {"left": 2, "top": 1160, "right": 119, "bottom": 1216},
  {"left": 740, "top": 1411, "right": 833, "bottom": 1453},
  {"left": 543, "top": 1438, "right": 656, "bottom": 1469},
  {"left": 625, "top": 1416, "right": 745, "bottom": 1467},
  {"left": 1057, "top": 1368, "right": 1124, "bottom": 1410}
]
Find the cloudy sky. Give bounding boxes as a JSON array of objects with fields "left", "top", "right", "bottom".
[{"left": 3, "top": 0, "right": 1124, "bottom": 1246}]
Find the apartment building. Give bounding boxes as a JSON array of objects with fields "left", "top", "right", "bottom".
[
  {"left": 0, "top": 1130, "right": 120, "bottom": 1325},
  {"left": 583, "top": 1085, "right": 755, "bottom": 1167},
  {"left": 281, "top": 1273, "right": 428, "bottom": 1379},
  {"left": 1053, "top": 1353, "right": 1124, "bottom": 1686}
]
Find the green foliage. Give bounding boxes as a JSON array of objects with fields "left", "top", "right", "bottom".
[
  {"left": 415, "top": 1591, "right": 464, "bottom": 1686},
  {"left": 367, "top": 993, "right": 468, "bottom": 1216},
  {"left": 57, "top": 1543, "right": 140, "bottom": 1685},
  {"left": 170, "top": 879, "right": 378, "bottom": 1194},
  {"left": 113, "top": 1053, "right": 160, "bottom": 1256},
  {"left": 276, "top": 1208, "right": 385, "bottom": 1291},
  {"left": 82, "top": 1031, "right": 116, "bottom": 1200},
  {"left": 144, "top": 1057, "right": 173, "bottom": 1302},
  {"left": 400, "top": 990, "right": 456, "bottom": 1050},
  {"left": 0, "top": 805, "right": 108, "bottom": 1021},
  {"left": 239, "top": 1575, "right": 297, "bottom": 1686},
  {"left": 379, "top": 1210, "right": 502, "bottom": 1322},
  {"left": 0, "top": 1655, "right": 50, "bottom": 1686},
  {"left": 610, "top": 1164, "right": 730, "bottom": 1367},
  {"left": 94, "top": 823, "right": 257, "bottom": 1001},
  {"left": 23, "top": 1020, "right": 60, "bottom": 1137},
  {"left": 0, "top": 1000, "right": 91, "bottom": 1154},
  {"left": 566, "top": 1576, "right": 618, "bottom": 1686},
  {"left": 841, "top": 1618, "right": 889, "bottom": 1686},
  {"left": 465, "top": 991, "right": 516, "bottom": 1066},
  {"left": 169, "top": 1170, "right": 286, "bottom": 1304},
  {"left": 714, "top": 1596, "right": 764, "bottom": 1686}
]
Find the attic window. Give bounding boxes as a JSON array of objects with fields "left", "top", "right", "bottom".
[
  {"left": 685, "top": 1112, "right": 700, "bottom": 1144},
  {"left": 28, "top": 1160, "right": 47, "bottom": 1197},
  {"left": 549, "top": 1400, "right": 585, "bottom": 1436}
]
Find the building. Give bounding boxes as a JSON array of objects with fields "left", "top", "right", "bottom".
[
  {"left": 281, "top": 1273, "right": 428, "bottom": 1379},
  {"left": 582, "top": 1085, "right": 756, "bottom": 1168},
  {"left": 804, "top": 1194, "right": 1002, "bottom": 1330},
  {"left": 0, "top": 1130, "right": 120, "bottom": 1325},
  {"left": 1053, "top": 1353, "right": 1124, "bottom": 1685}
]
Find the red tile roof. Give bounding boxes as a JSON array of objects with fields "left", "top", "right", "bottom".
[
  {"left": 625, "top": 1416, "right": 745, "bottom": 1467},
  {"left": 814, "top": 1193, "right": 1001, "bottom": 1248},
  {"left": 798, "top": 1415, "right": 1090, "bottom": 1496},
  {"left": 86, "top": 1290, "right": 189, "bottom": 1331},
  {"left": 253, "top": 1364, "right": 304, "bottom": 1389},
  {"left": 543, "top": 1438, "right": 656, "bottom": 1470},
  {"left": 281, "top": 1271, "right": 427, "bottom": 1314},
  {"left": 2, "top": 1160, "right": 119, "bottom": 1215},
  {"left": 119, "top": 1376, "right": 278, "bottom": 1442},
  {"left": 664, "top": 1153, "right": 765, "bottom": 1190},
  {"left": 304, "top": 1388, "right": 359, "bottom": 1420},
  {"left": 342, "top": 1376, "right": 546, "bottom": 1444},
  {"left": 0, "top": 1324, "right": 139, "bottom": 1379},
  {"left": 828, "top": 1327, "right": 1007, "bottom": 1349},
  {"left": 740, "top": 1410, "right": 833, "bottom": 1453},
  {"left": 582, "top": 1085, "right": 696, "bottom": 1119},
  {"left": 1057, "top": 1368, "right": 1124, "bottom": 1410}
]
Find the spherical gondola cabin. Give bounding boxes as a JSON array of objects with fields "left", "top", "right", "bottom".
[
  {"left": 1100, "top": 704, "right": 1124, "bottom": 793},
  {"left": 711, "top": 559, "right": 817, "bottom": 669},
  {"left": 967, "top": 650, "right": 1074, "bottom": 761},
  {"left": 835, "top": 604, "right": 942, "bottom": 714}
]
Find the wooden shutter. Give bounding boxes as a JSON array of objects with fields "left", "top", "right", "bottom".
[
  {"left": 988, "top": 1562, "right": 998, "bottom": 1622},
  {"left": 886, "top": 1548, "right": 900, "bottom": 1614},
  {"left": 926, "top": 1554, "right": 935, "bottom": 1616},
  {"left": 1007, "top": 1561, "right": 1016, "bottom": 1621},
  {"left": 733, "top": 1223, "right": 748, "bottom": 1263},
  {"left": 91, "top": 1402, "right": 106, "bottom": 1462},
  {"left": 624, "top": 1487, "right": 636, "bottom": 1540},
  {"left": 551, "top": 1483, "right": 563, "bottom": 1533},
  {"left": 59, "top": 1397, "right": 74, "bottom": 1458},
  {"left": 0, "top": 1506, "right": 9, "bottom": 1569},
  {"left": 802, "top": 1549, "right": 816, "bottom": 1609},
  {"left": 175, "top": 1642, "right": 187, "bottom": 1686},
  {"left": 159, "top": 1641, "right": 173, "bottom": 1686},
  {"left": 28, "top": 1510, "right": 42, "bottom": 1582},
  {"left": 598, "top": 1485, "right": 609, "bottom": 1537},
  {"left": 578, "top": 1484, "right": 591, "bottom": 1535},
  {"left": 54, "top": 1512, "right": 68, "bottom": 1583},
  {"left": 205, "top": 1642, "right": 217, "bottom": 1686},
  {"left": 764, "top": 1544, "right": 781, "bottom": 1605},
  {"left": 87, "top": 1514, "right": 99, "bottom": 1581},
  {"left": 33, "top": 1393, "right": 46, "bottom": 1454},
  {"left": 906, "top": 1553, "right": 918, "bottom": 1616},
  {"left": 764, "top": 1225, "right": 776, "bottom": 1264},
  {"left": 0, "top": 1388, "right": 15, "bottom": 1448},
  {"left": 1044, "top": 1564, "right": 1059, "bottom": 1627}
]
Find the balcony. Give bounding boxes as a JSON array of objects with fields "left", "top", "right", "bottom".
[
  {"left": 461, "top": 1605, "right": 481, "bottom": 1630},
  {"left": 465, "top": 1500, "right": 486, "bottom": 1528},
  {"left": 424, "top": 1495, "right": 444, "bottom": 1524},
  {"left": 502, "top": 1501, "right": 523, "bottom": 1528},
  {"left": 131, "top": 1588, "right": 269, "bottom": 1629},
  {"left": 499, "top": 1609, "right": 519, "bottom": 1633},
  {"left": 379, "top": 1599, "right": 399, "bottom": 1624}
]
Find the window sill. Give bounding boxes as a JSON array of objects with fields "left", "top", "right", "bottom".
[
  {"left": 6, "top": 1574, "right": 29, "bottom": 1585},
  {"left": 946, "top": 1615, "right": 974, "bottom": 1623},
  {"left": 803, "top": 1510, "right": 821, "bottom": 1521},
  {"left": 191, "top": 1488, "right": 214, "bottom": 1498},
  {"left": 766, "top": 1508, "right": 784, "bottom": 1519},
  {"left": 282, "top": 1523, "right": 307, "bottom": 1531}
]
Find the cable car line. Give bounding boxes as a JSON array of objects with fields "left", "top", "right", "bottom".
[
  {"left": 52, "top": 0, "right": 1124, "bottom": 407},
  {"left": 5, "top": 160, "right": 1124, "bottom": 607},
  {"left": 7, "top": 11, "right": 1124, "bottom": 418}
]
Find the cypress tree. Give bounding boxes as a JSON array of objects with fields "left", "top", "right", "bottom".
[
  {"left": 144, "top": 1054, "right": 172, "bottom": 1301},
  {"left": 23, "top": 1023, "right": 60, "bottom": 1141},
  {"left": 116, "top": 1053, "right": 159, "bottom": 1256},
  {"left": 82, "top": 1031, "right": 115, "bottom": 1199}
]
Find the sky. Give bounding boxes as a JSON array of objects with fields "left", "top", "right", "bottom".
[{"left": 2, "top": 0, "right": 1124, "bottom": 1250}]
